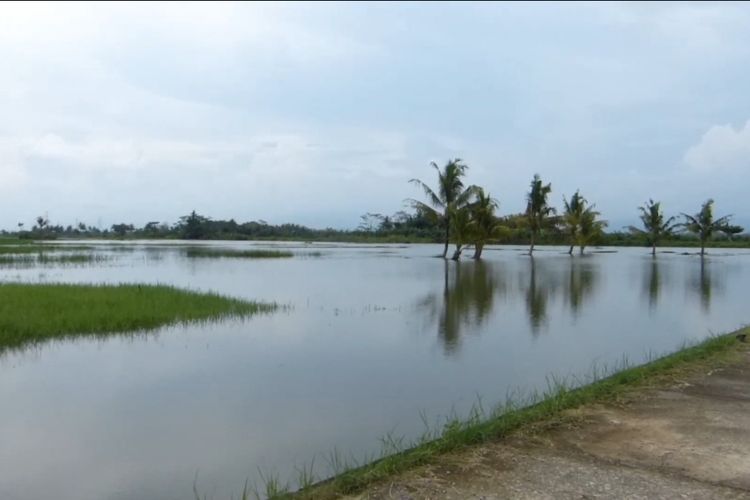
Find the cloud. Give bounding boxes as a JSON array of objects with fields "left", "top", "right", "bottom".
[
  {"left": 2, "top": 3, "right": 750, "bottom": 229},
  {"left": 684, "top": 121, "right": 750, "bottom": 171}
]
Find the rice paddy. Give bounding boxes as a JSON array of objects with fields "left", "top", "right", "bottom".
[
  {"left": 185, "top": 248, "right": 295, "bottom": 259},
  {"left": 0, "top": 283, "right": 276, "bottom": 352}
]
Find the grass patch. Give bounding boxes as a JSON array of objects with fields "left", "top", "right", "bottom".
[
  {"left": 186, "top": 248, "right": 294, "bottom": 259},
  {"left": 0, "top": 253, "right": 112, "bottom": 266},
  {"left": 0, "top": 244, "right": 95, "bottom": 255},
  {"left": 270, "top": 329, "right": 747, "bottom": 499},
  {"left": 37, "top": 253, "right": 110, "bottom": 264},
  {"left": 0, "top": 283, "right": 276, "bottom": 352},
  {"left": 0, "top": 245, "right": 50, "bottom": 254}
]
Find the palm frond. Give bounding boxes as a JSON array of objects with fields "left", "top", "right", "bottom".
[{"left": 409, "top": 179, "right": 444, "bottom": 209}]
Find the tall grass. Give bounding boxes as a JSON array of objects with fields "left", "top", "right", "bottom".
[{"left": 0, "top": 283, "right": 276, "bottom": 352}]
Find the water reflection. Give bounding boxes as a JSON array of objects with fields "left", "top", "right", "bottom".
[
  {"left": 524, "top": 259, "right": 554, "bottom": 336},
  {"left": 690, "top": 259, "right": 717, "bottom": 312},
  {"left": 420, "top": 260, "right": 503, "bottom": 354},
  {"left": 563, "top": 259, "right": 598, "bottom": 317},
  {"left": 643, "top": 259, "right": 663, "bottom": 311},
  {"left": 2, "top": 245, "right": 750, "bottom": 500}
]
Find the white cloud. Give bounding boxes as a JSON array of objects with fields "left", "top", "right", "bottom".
[
  {"left": 2, "top": 2, "right": 750, "bottom": 228},
  {"left": 684, "top": 121, "right": 750, "bottom": 171}
]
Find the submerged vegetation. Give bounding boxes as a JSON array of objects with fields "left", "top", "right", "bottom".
[
  {"left": 186, "top": 248, "right": 295, "bottom": 259},
  {"left": 0, "top": 284, "right": 275, "bottom": 352},
  {"left": 0, "top": 253, "right": 111, "bottom": 265}
]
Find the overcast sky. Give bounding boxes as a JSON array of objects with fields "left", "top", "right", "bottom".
[{"left": 1, "top": 2, "right": 749, "bottom": 231}]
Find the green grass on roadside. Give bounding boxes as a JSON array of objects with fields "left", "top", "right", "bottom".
[
  {"left": 0, "top": 283, "right": 276, "bottom": 352},
  {"left": 265, "top": 329, "right": 747, "bottom": 500}
]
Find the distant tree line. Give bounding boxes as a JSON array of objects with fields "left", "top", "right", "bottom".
[
  {"left": 8, "top": 209, "right": 443, "bottom": 243},
  {"left": 6, "top": 160, "right": 746, "bottom": 256}
]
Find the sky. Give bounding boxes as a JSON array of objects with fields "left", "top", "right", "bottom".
[{"left": 1, "top": 1, "right": 750, "bottom": 231}]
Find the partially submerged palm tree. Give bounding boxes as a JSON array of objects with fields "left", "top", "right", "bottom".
[
  {"left": 525, "top": 174, "right": 554, "bottom": 256},
  {"left": 680, "top": 199, "right": 738, "bottom": 257},
  {"left": 449, "top": 206, "right": 472, "bottom": 261},
  {"left": 577, "top": 207, "right": 607, "bottom": 254},
  {"left": 468, "top": 188, "right": 501, "bottom": 260},
  {"left": 409, "top": 159, "right": 477, "bottom": 259},
  {"left": 628, "top": 199, "right": 677, "bottom": 257},
  {"left": 562, "top": 190, "right": 587, "bottom": 255},
  {"left": 562, "top": 190, "right": 607, "bottom": 254}
]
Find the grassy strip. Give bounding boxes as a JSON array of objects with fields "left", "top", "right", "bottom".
[
  {"left": 0, "top": 245, "right": 50, "bottom": 254},
  {"left": 37, "top": 253, "right": 110, "bottom": 264},
  {"left": 186, "top": 248, "right": 295, "bottom": 259},
  {"left": 0, "top": 244, "right": 95, "bottom": 255},
  {"left": 278, "top": 329, "right": 747, "bottom": 499},
  {"left": 0, "top": 253, "right": 111, "bottom": 265},
  {"left": 0, "top": 283, "right": 276, "bottom": 352}
]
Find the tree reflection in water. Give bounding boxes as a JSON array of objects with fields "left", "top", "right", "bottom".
[
  {"left": 420, "top": 260, "right": 503, "bottom": 355},
  {"left": 563, "top": 258, "right": 598, "bottom": 317},
  {"left": 643, "top": 258, "right": 662, "bottom": 311},
  {"left": 694, "top": 259, "right": 713, "bottom": 312}
]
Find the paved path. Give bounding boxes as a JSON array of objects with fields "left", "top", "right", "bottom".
[{"left": 347, "top": 348, "right": 750, "bottom": 499}]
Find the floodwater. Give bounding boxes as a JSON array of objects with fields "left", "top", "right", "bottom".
[{"left": 0, "top": 242, "right": 748, "bottom": 499}]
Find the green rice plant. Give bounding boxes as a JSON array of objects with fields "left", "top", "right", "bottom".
[
  {"left": 0, "top": 245, "right": 49, "bottom": 254},
  {"left": 37, "top": 253, "right": 112, "bottom": 264},
  {"left": 185, "top": 248, "right": 294, "bottom": 259},
  {"left": 0, "top": 283, "right": 276, "bottom": 352},
  {"left": 0, "top": 252, "right": 113, "bottom": 267},
  {"left": 0, "top": 254, "right": 36, "bottom": 264}
]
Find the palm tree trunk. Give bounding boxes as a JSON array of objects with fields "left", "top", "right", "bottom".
[
  {"left": 579, "top": 245, "right": 585, "bottom": 255},
  {"left": 451, "top": 241, "right": 465, "bottom": 261},
  {"left": 473, "top": 242, "right": 484, "bottom": 260},
  {"left": 568, "top": 245, "right": 574, "bottom": 255},
  {"left": 442, "top": 222, "right": 450, "bottom": 259},
  {"left": 529, "top": 233, "right": 535, "bottom": 256},
  {"left": 652, "top": 243, "right": 656, "bottom": 257},
  {"left": 701, "top": 240, "right": 705, "bottom": 258}
]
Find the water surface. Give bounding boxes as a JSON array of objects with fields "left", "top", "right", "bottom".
[{"left": 0, "top": 242, "right": 747, "bottom": 499}]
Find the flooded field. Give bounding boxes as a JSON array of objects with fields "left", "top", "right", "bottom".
[{"left": 0, "top": 241, "right": 748, "bottom": 499}]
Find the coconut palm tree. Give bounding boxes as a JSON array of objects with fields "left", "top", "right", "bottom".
[
  {"left": 562, "top": 190, "right": 586, "bottom": 255},
  {"left": 680, "top": 199, "right": 738, "bottom": 257},
  {"left": 468, "top": 188, "right": 501, "bottom": 260},
  {"left": 562, "top": 191, "right": 606, "bottom": 255},
  {"left": 409, "top": 159, "right": 477, "bottom": 259},
  {"left": 628, "top": 199, "right": 677, "bottom": 257},
  {"left": 525, "top": 174, "right": 554, "bottom": 256},
  {"left": 577, "top": 207, "right": 607, "bottom": 254},
  {"left": 449, "top": 206, "right": 472, "bottom": 261}
]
